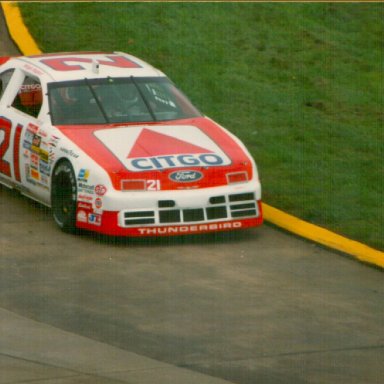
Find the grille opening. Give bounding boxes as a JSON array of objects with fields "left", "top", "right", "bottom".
[
  {"left": 123, "top": 210, "right": 155, "bottom": 226},
  {"left": 125, "top": 211, "right": 154, "bottom": 218},
  {"left": 231, "top": 209, "right": 257, "bottom": 218},
  {"left": 230, "top": 203, "right": 256, "bottom": 211},
  {"left": 125, "top": 218, "right": 156, "bottom": 225},
  {"left": 160, "top": 210, "right": 181, "bottom": 223},
  {"left": 229, "top": 192, "right": 255, "bottom": 202},
  {"left": 209, "top": 195, "right": 226, "bottom": 205},
  {"left": 183, "top": 208, "right": 204, "bottom": 222},
  {"left": 206, "top": 206, "right": 227, "bottom": 220},
  {"left": 158, "top": 200, "right": 176, "bottom": 208}
]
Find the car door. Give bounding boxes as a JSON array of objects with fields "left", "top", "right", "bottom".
[
  {"left": 0, "top": 68, "right": 16, "bottom": 186},
  {"left": 0, "top": 67, "right": 50, "bottom": 204}
]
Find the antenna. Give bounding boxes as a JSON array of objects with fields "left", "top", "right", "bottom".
[{"left": 92, "top": 59, "right": 100, "bottom": 74}]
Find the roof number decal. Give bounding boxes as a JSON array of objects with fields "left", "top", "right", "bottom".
[{"left": 40, "top": 55, "right": 141, "bottom": 71}]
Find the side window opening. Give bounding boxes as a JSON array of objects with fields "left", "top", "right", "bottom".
[
  {"left": 0, "top": 69, "right": 15, "bottom": 100},
  {"left": 12, "top": 76, "right": 43, "bottom": 118}
]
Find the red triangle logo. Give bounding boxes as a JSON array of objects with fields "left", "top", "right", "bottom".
[{"left": 127, "top": 128, "right": 213, "bottom": 158}]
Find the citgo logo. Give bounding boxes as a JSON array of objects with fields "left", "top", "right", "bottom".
[
  {"left": 126, "top": 128, "right": 228, "bottom": 171},
  {"left": 94, "top": 125, "right": 231, "bottom": 172},
  {"left": 131, "top": 154, "right": 223, "bottom": 170}
]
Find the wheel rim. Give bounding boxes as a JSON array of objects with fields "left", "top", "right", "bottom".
[{"left": 52, "top": 167, "right": 76, "bottom": 227}]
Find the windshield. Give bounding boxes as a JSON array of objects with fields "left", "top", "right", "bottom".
[{"left": 48, "top": 77, "right": 201, "bottom": 125}]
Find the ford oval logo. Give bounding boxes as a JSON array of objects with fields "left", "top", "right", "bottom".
[{"left": 169, "top": 170, "right": 203, "bottom": 183}]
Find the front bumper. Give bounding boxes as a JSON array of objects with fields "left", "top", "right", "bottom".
[{"left": 76, "top": 181, "right": 263, "bottom": 237}]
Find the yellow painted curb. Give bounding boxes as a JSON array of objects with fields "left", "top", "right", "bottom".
[
  {"left": 1, "top": 2, "right": 42, "bottom": 55},
  {"left": 2, "top": 2, "right": 384, "bottom": 269},
  {"left": 263, "top": 203, "right": 384, "bottom": 269}
]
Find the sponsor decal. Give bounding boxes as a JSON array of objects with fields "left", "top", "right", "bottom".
[
  {"left": 38, "top": 129, "right": 47, "bottom": 138},
  {"left": 78, "top": 168, "right": 90, "bottom": 181},
  {"left": 94, "top": 198, "right": 103, "bottom": 209},
  {"left": 40, "top": 174, "right": 49, "bottom": 185},
  {"left": 95, "top": 184, "right": 107, "bottom": 196},
  {"left": 77, "top": 202, "right": 93, "bottom": 210},
  {"left": 23, "top": 63, "right": 44, "bottom": 76},
  {"left": 23, "top": 129, "right": 52, "bottom": 176},
  {"left": 94, "top": 125, "right": 231, "bottom": 172},
  {"left": 77, "top": 210, "right": 87, "bottom": 223},
  {"left": 24, "top": 164, "right": 46, "bottom": 190},
  {"left": 24, "top": 165, "right": 33, "bottom": 185},
  {"left": 23, "top": 130, "right": 33, "bottom": 150},
  {"left": 88, "top": 213, "right": 102, "bottom": 226},
  {"left": 49, "top": 150, "right": 56, "bottom": 162},
  {"left": 130, "top": 154, "right": 223, "bottom": 170},
  {"left": 31, "top": 135, "right": 41, "bottom": 153},
  {"left": 39, "top": 149, "right": 49, "bottom": 163},
  {"left": 78, "top": 193, "right": 94, "bottom": 202},
  {"left": 39, "top": 160, "right": 51, "bottom": 176},
  {"left": 137, "top": 222, "right": 242, "bottom": 235},
  {"left": 30, "top": 153, "right": 39, "bottom": 169},
  {"left": 27, "top": 123, "right": 39, "bottom": 134},
  {"left": 169, "top": 170, "right": 203, "bottom": 183},
  {"left": 78, "top": 182, "right": 95, "bottom": 194},
  {"left": 19, "top": 84, "right": 42, "bottom": 95},
  {"left": 49, "top": 135, "right": 60, "bottom": 148},
  {"left": 30, "top": 168, "right": 40, "bottom": 180},
  {"left": 60, "top": 147, "right": 79, "bottom": 159},
  {"left": 127, "top": 128, "right": 213, "bottom": 158}
]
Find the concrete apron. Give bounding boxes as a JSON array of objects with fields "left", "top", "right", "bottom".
[{"left": 0, "top": 307, "right": 234, "bottom": 384}]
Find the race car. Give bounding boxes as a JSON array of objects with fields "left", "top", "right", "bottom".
[{"left": 0, "top": 52, "right": 262, "bottom": 236}]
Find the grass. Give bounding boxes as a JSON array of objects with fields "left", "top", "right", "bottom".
[{"left": 19, "top": 2, "right": 384, "bottom": 250}]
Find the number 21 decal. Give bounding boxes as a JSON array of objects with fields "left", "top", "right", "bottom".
[
  {"left": 146, "top": 179, "right": 161, "bottom": 191},
  {"left": 0, "top": 116, "right": 23, "bottom": 182}
]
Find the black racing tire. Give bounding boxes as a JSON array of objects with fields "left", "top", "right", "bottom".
[{"left": 51, "top": 160, "right": 77, "bottom": 233}]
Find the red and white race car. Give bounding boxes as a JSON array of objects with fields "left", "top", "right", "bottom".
[{"left": 0, "top": 52, "right": 262, "bottom": 236}]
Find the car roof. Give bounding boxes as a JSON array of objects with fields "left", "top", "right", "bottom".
[{"left": 11, "top": 51, "right": 165, "bottom": 82}]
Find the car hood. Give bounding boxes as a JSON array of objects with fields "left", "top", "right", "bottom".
[{"left": 56, "top": 117, "right": 254, "bottom": 190}]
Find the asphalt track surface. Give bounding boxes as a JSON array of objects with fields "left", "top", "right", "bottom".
[{"left": 1, "top": 12, "right": 384, "bottom": 384}]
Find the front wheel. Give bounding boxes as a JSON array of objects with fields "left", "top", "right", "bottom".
[{"left": 51, "top": 160, "right": 77, "bottom": 233}]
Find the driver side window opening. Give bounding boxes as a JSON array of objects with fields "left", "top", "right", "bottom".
[
  {"left": 11, "top": 75, "right": 43, "bottom": 118},
  {"left": 0, "top": 69, "right": 15, "bottom": 101}
]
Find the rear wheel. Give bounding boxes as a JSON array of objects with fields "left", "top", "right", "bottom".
[{"left": 51, "top": 160, "right": 77, "bottom": 233}]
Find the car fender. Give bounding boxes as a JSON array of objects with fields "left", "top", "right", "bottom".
[
  {"left": 48, "top": 127, "right": 113, "bottom": 209},
  {"left": 205, "top": 116, "right": 261, "bottom": 195}
]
